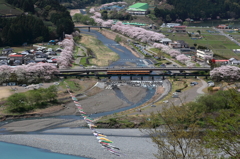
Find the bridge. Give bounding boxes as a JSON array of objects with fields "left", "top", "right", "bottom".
[
  {"left": 75, "top": 26, "right": 111, "bottom": 32},
  {"left": 59, "top": 67, "right": 211, "bottom": 73},
  {"left": 57, "top": 67, "right": 211, "bottom": 80}
]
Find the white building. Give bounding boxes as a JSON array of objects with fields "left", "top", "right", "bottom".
[
  {"left": 229, "top": 58, "right": 240, "bottom": 65},
  {"left": 196, "top": 50, "right": 214, "bottom": 58},
  {"left": 160, "top": 38, "right": 172, "bottom": 45},
  {"left": 166, "top": 23, "right": 181, "bottom": 28}
]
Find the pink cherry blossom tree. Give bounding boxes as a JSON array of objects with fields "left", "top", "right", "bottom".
[
  {"left": 176, "top": 54, "right": 190, "bottom": 64},
  {"left": 210, "top": 65, "right": 240, "bottom": 81},
  {"left": 89, "top": 7, "right": 95, "bottom": 14},
  {"left": 57, "top": 35, "right": 74, "bottom": 69}
]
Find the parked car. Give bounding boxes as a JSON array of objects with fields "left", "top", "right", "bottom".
[
  {"left": 163, "top": 100, "right": 169, "bottom": 103},
  {"left": 208, "top": 81, "right": 215, "bottom": 87},
  {"left": 172, "top": 92, "right": 179, "bottom": 98},
  {"left": 22, "top": 84, "right": 27, "bottom": 87},
  {"left": 190, "top": 81, "right": 198, "bottom": 86},
  {"left": 160, "top": 64, "right": 166, "bottom": 68},
  {"left": 53, "top": 82, "right": 59, "bottom": 85},
  {"left": 151, "top": 105, "right": 156, "bottom": 107},
  {"left": 176, "top": 89, "right": 181, "bottom": 92}
]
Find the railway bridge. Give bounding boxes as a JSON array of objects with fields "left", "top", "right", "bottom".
[
  {"left": 56, "top": 67, "right": 211, "bottom": 80},
  {"left": 75, "top": 26, "right": 111, "bottom": 32}
]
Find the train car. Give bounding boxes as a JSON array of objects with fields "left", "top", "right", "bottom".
[{"left": 107, "top": 70, "right": 150, "bottom": 75}]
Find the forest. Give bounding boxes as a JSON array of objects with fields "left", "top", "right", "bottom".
[
  {"left": 155, "top": 0, "right": 240, "bottom": 22},
  {"left": 0, "top": 0, "right": 74, "bottom": 46},
  {"left": 59, "top": 0, "right": 121, "bottom": 8}
]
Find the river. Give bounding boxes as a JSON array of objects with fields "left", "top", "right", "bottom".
[{"left": 0, "top": 29, "right": 161, "bottom": 158}]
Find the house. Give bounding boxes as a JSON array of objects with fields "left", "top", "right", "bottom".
[
  {"left": 180, "top": 48, "right": 196, "bottom": 57},
  {"left": 217, "top": 24, "right": 229, "bottom": 29},
  {"left": 177, "top": 40, "right": 189, "bottom": 48},
  {"left": 229, "top": 58, "right": 240, "bottom": 65},
  {"left": 8, "top": 54, "right": 24, "bottom": 65},
  {"left": 2, "top": 48, "right": 14, "bottom": 55},
  {"left": 160, "top": 38, "right": 172, "bottom": 45},
  {"left": 35, "top": 57, "right": 47, "bottom": 63},
  {"left": 166, "top": 23, "right": 180, "bottom": 28},
  {"left": 24, "top": 54, "right": 35, "bottom": 64},
  {"left": 0, "top": 60, "right": 8, "bottom": 66},
  {"left": 173, "top": 26, "right": 187, "bottom": 32},
  {"left": 0, "top": 56, "right": 8, "bottom": 61},
  {"left": 127, "top": 3, "right": 149, "bottom": 15},
  {"left": 170, "top": 40, "right": 189, "bottom": 48},
  {"left": 196, "top": 50, "right": 214, "bottom": 58},
  {"left": 169, "top": 41, "right": 181, "bottom": 48}
]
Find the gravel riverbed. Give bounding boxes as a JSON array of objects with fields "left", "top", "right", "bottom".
[{"left": 0, "top": 128, "right": 158, "bottom": 159}]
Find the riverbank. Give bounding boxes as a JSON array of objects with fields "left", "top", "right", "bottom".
[
  {"left": 100, "top": 29, "right": 142, "bottom": 58},
  {"left": 0, "top": 84, "right": 153, "bottom": 132},
  {"left": 0, "top": 128, "right": 158, "bottom": 159}
]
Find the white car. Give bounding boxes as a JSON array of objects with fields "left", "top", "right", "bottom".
[{"left": 53, "top": 82, "right": 59, "bottom": 85}]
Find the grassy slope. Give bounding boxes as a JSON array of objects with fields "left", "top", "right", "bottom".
[
  {"left": 0, "top": 0, "right": 23, "bottom": 15},
  {"left": 162, "top": 27, "right": 240, "bottom": 59}
]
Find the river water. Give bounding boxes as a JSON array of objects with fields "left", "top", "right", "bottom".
[{"left": 0, "top": 29, "right": 161, "bottom": 158}]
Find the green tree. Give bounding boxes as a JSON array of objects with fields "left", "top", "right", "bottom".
[
  {"left": 141, "top": 105, "right": 215, "bottom": 159},
  {"left": 202, "top": 89, "right": 240, "bottom": 158},
  {"left": 6, "top": 93, "right": 29, "bottom": 113}
]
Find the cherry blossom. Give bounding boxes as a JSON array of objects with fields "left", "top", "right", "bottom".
[
  {"left": 89, "top": 7, "right": 95, "bottom": 14},
  {"left": 210, "top": 65, "right": 240, "bottom": 81},
  {"left": 176, "top": 54, "right": 190, "bottom": 64}
]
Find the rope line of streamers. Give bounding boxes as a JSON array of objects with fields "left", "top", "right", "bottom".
[{"left": 64, "top": 82, "right": 122, "bottom": 156}]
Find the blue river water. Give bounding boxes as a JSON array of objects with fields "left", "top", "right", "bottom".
[
  {"left": 0, "top": 29, "right": 158, "bottom": 158},
  {"left": 0, "top": 142, "right": 89, "bottom": 159}
]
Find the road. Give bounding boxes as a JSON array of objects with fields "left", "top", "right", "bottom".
[{"left": 213, "top": 27, "right": 240, "bottom": 46}]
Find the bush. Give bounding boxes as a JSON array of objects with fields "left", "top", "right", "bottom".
[
  {"left": 6, "top": 86, "right": 58, "bottom": 113},
  {"left": 114, "top": 35, "right": 122, "bottom": 43}
]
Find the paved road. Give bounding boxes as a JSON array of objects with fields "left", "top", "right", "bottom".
[
  {"left": 131, "top": 78, "right": 206, "bottom": 115},
  {"left": 213, "top": 27, "right": 240, "bottom": 46}
]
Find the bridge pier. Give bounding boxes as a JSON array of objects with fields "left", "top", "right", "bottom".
[
  {"left": 205, "top": 75, "right": 208, "bottom": 79},
  {"left": 130, "top": 76, "right": 132, "bottom": 80},
  {"left": 118, "top": 76, "right": 121, "bottom": 80},
  {"left": 162, "top": 76, "right": 165, "bottom": 80},
  {"left": 195, "top": 76, "right": 197, "bottom": 79},
  {"left": 88, "top": 27, "right": 90, "bottom": 32},
  {"left": 141, "top": 76, "right": 143, "bottom": 81},
  {"left": 151, "top": 76, "right": 154, "bottom": 81},
  {"left": 108, "top": 76, "right": 111, "bottom": 79}
]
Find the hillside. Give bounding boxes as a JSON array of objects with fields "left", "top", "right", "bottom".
[
  {"left": 0, "top": 0, "right": 23, "bottom": 16},
  {"left": 0, "top": 0, "right": 74, "bottom": 46},
  {"left": 154, "top": 0, "right": 240, "bottom": 22}
]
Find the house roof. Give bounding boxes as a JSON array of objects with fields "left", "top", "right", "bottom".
[
  {"left": 2, "top": 48, "right": 13, "bottom": 51},
  {"left": 9, "top": 55, "right": 23, "bottom": 57},
  {"left": 128, "top": 3, "right": 148, "bottom": 10},
  {"left": 161, "top": 38, "right": 172, "bottom": 42},
  {"left": 232, "top": 61, "right": 240, "bottom": 64}
]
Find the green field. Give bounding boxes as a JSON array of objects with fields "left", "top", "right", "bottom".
[
  {"left": 0, "top": 1, "right": 22, "bottom": 15},
  {"left": 162, "top": 27, "right": 240, "bottom": 59}
]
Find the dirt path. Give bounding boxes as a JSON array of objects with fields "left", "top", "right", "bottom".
[{"left": 0, "top": 87, "right": 12, "bottom": 99}]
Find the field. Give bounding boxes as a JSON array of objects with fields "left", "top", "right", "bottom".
[
  {"left": 162, "top": 27, "right": 240, "bottom": 59},
  {"left": 0, "top": 0, "right": 22, "bottom": 16}
]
